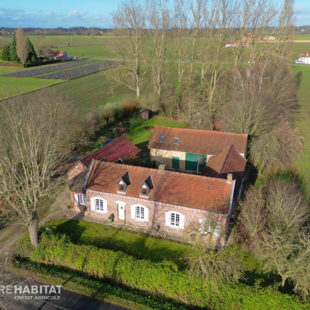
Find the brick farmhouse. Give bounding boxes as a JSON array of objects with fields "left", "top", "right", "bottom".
[
  {"left": 69, "top": 160, "right": 235, "bottom": 242},
  {"left": 68, "top": 127, "right": 248, "bottom": 242}
]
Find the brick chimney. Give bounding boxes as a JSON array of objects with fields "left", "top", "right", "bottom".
[
  {"left": 227, "top": 173, "right": 233, "bottom": 184},
  {"left": 158, "top": 164, "right": 166, "bottom": 174}
]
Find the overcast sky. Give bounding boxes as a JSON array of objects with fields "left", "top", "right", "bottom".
[{"left": 0, "top": 0, "right": 309, "bottom": 28}]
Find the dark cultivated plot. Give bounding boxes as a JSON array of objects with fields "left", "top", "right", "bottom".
[
  {"left": 1, "top": 60, "right": 97, "bottom": 78},
  {"left": 34, "top": 61, "right": 122, "bottom": 80}
]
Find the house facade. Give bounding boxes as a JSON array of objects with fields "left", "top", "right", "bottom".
[
  {"left": 148, "top": 126, "right": 248, "bottom": 173},
  {"left": 70, "top": 160, "right": 235, "bottom": 242}
]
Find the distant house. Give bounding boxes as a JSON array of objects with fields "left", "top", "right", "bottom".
[
  {"left": 297, "top": 52, "right": 310, "bottom": 64},
  {"left": 54, "top": 51, "right": 67, "bottom": 61},
  {"left": 224, "top": 42, "right": 237, "bottom": 48},
  {"left": 68, "top": 135, "right": 141, "bottom": 210},
  {"left": 42, "top": 49, "right": 68, "bottom": 61},
  {"left": 263, "top": 35, "right": 275, "bottom": 41},
  {"left": 69, "top": 160, "right": 235, "bottom": 243},
  {"left": 148, "top": 126, "right": 248, "bottom": 173},
  {"left": 241, "top": 34, "right": 254, "bottom": 47}
]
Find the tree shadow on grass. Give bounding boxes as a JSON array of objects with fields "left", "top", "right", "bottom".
[
  {"left": 14, "top": 257, "right": 208, "bottom": 310},
  {"left": 53, "top": 220, "right": 189, "bottom": 270}
]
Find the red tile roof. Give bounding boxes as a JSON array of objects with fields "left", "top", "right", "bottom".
[
  {"left": 206, "top": 145, "right": 246, "bottom": 174},
  {"left": 148, "top": 126, "right": 248, "bottom": 156},
  {"left": 86, "top": 160, "right": 234, "bottom": 214},
  {"left": 82, "top": 135, "right": 141, "bottom": 167}
]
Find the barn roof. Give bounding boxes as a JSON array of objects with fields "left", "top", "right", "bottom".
[
  {"left": 148, "top": 126, "right": 248, "bottom": 156},
  {"left": 82, "top": 135, "right": 141, "bottom": 168},
  {"left": 86, "top": 160, "right": 234, "bottom": 214}
]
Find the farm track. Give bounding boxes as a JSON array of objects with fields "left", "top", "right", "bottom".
[
  {"left": 34, "top": 61, "right": 122, "bottom": 80},
  {"left": 1, "top": 59, "right": 97, "bottom": 78}
]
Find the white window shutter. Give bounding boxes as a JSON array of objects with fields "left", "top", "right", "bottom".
[
  {"left": 131, "top": 205, "right": 135, "bottom": 219},
  {"left": 91, "top": 198, "right": 95, "bottom": 211},
  {"left": 144, "top": 207, "right": 149, "bottom": 222},
  {"left": 165, "top": 212, "right": 170, "bottom": 227},
  {"left": 74, "top": 194, "right": 79, "bottom": 205},
  {"left": 179, "top": 214, "right": 185, "bottom": 229}
]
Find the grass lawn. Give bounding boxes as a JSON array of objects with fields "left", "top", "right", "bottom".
[
  {"left": 126, "top": 115, "right": 188, "bottom": 146},
  {"left": 45, "top": 219, "right": 194, "bottom": 269},
  {"left": 291, "top": 64, "right": 310, "bottom": 201},
  {"left": 293, "top": 42, "right": 310, "bottom": 59},
  {"left": 0, "top": 77, "right": 63, "bottom": 100}
]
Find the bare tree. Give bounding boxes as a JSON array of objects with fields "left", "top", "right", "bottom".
[
  {"left": 110, "top": 0, "right": 147, "bottom": 97},
  {"left": 250, "top": 117, "right": 302, "bottom": 174},
  {"left": 147, "top": 0, "right": 170, "bottom": 98},
  {"left": 239, "top": 181, "right": 309, "bottom": 291},
  {"left": 186, "top": 215, "right": 244, "bottom": 286},
  {"left": 0, "top": 91, "right": 71, "bottom": 247},
  {"left": 15, "top": 27, "right": 28, "bottom": 64}
]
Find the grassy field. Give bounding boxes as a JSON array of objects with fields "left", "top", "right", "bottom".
[
  {"left": 0, "top": 76, "right": 63, "bottom": 100},
  {"left": 126, "top": 115, "right": 188, "bottom": 145},
  {"left": 48, "top": 71, "right": 134, "bottom": 115},
  {"left": 291, "top": 65, "right": 310, "bottom": 201}
]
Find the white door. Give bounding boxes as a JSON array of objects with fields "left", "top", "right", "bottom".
[{"left": 118, "top": 203, "right": 125, "bottom": 220}]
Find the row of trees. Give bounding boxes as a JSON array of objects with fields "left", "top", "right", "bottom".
[
  {"left": 107, "top": 0, "right": 294, "bottom": 125},
  {"left": 106, "top": 0, "right": 299, "bottom": 174},
  {"left": 1, "top": 27, "right": 37, "bottom": 64}
]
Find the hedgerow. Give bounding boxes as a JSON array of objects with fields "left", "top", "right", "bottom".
[{"left": 14, "top": 231, "right": 310, "bottom": 310}]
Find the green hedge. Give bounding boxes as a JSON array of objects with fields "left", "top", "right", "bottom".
[{"left": 15, "top": 231, "right": 310, "bottom": 310}]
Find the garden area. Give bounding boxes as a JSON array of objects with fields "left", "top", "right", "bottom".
[{"left": 13, "top": 219, "right": 310, "bottom": 310}]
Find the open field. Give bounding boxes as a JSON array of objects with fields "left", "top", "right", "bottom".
[
  {"left": 0, "top": 76, "right": 63, "bottom": 100},
  {"left": 2, "top": 59, "right": 96, "bottom": 78},
  {"left": 291, "top": 65, "right": 310, "bottom": 201},
  {"left": 48, "top": 71, "right": 134, "bottom": 115}
]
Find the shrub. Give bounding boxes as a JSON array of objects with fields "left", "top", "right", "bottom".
[
  {"left": 14, "top": 230, "right": 310, "bottom": 310},
  {"left": 1, "top": 44, "right": 11, "bottom": 61}
]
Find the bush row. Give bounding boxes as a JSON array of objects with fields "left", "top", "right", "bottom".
[{"left": 15, "top": 231, "right": 310, "bottom": 310}]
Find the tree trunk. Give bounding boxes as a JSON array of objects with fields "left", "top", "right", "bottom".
[{"left": 28, "top": 216, "right": 39, "bottom": 247}]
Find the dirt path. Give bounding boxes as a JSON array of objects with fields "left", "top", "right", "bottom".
[{"left": 0, "top": 185, "right": 78, "bottom": 262}]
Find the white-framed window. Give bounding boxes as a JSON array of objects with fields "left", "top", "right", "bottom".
[
  {"left": 117, "top": 180, "right": 127, "bottom": 194},
  {"left": 91, "top": 197, "right": 107, "bottom": 213},
  {"left": 79, "top": 194, "right": 86, "bottom": 206},
  {"left": 131, "top": 204, "right": 148, "bottom": 222},
  {"left": 165, "top": 211, "right": 184, "bottom": 229},
  {"left": 140, "top": 184, "right": 150, "bottom": 197}
]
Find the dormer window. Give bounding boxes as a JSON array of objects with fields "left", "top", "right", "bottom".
[
  {"left": 140, "top": 175, "right": 153, "bottom": 198},
  {"left": 118, "top": 181, "right": 126, "bottom": 193},
  {"left": 160, "top": 136, "right": 165, "bottom": 143},
  {"left": 173, "top": 137, "right": 180, "bottom": 145},
  {"left": 141, "top": 185, "right": 150, "bottom": 197},
  {"left": 117, "top": 172, "right": 130, "bottom": 194}
]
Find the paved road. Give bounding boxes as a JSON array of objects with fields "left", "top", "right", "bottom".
[{"left": 0, "top": 271, "right": 129, "bottom": 310}]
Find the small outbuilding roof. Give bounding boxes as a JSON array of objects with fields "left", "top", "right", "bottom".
[
  {"left": 206, "top": 145, "right": 247, "bottom": 174},
  {"left": 148, "top": 126, "right": 248, "bottom": 156},
  {"left": 82, "top": 135, "right": 141, "bottom": 168}
]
